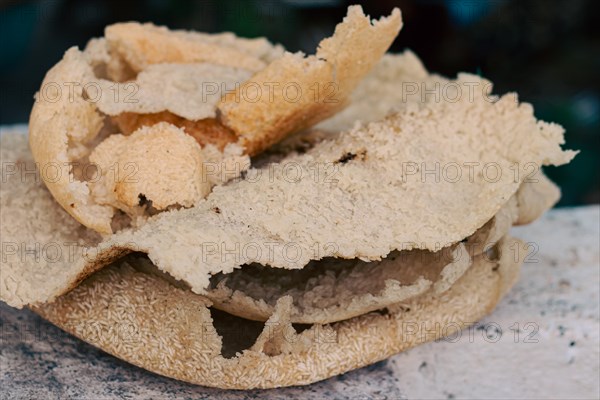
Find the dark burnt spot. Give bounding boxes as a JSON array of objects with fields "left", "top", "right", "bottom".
[
  {"left": 70, "top": 203, "right": 75, "bottom": 208},
  {"left": 338, "top": 152, "right": 356, "bottom": 164},
  {"left": 336, "top": 149, "right": 367, "bottom": 164},
  {"left": 372, "top": 308, "right": 390, "bottom": 317},
  {"left": 138, "top": 193, "right": 148, "bottom": 207},
  {"left": 213, "top": 207, "right": 221, "bottom": 214}
]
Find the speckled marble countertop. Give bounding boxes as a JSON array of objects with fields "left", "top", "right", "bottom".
[{"left": 1, "top": 206, "right": 599, "bottom": 399}]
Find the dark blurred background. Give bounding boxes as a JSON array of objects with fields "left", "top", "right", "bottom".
[{"left": 0, "top": 0, "right": 598, "bottom": 205}]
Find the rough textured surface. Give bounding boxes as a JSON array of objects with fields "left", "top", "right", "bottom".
[
  {"left": 105, "top": 74, "right": 574, "bottom": 295},
  {"left": 203, "top": 193, "right": 531, "bottom": 324},
  {"left": 30, "top": 236, "right": 522, "bottom": 389},
  {"left": 0, "top": 129, "right": 125, "bottom": 308},
  {"left": 0, "top": 127, "right": 548, "bottom": 316},
  {"left": 27, "top": 7, "right": 401, "bottom": 233},
  {"left": 28, "top": 47, "right": 114, "bottom": 233},
  {"left": 219, "top": 5, "right": 402, "bottom": 156},
  {"left": 28, "top": 46, "right": 253, "bottom": 233},
  {"left": 1, "top": 206, "right": 598, "bottom": 397},
  {"left": 315, "top": 50, "right": 433, "bottom": 133},
  {"left": 99, "top": 5, "right": 403, "bottom": 159},
  {"left": 105, "top": 22, "right": 282, "bottom": 73},
  {"left": 3, "top": 60, "right": 574, "bottom": 306},
  {"left": 111, "top": 111, "right": 239, "bottom": 150},
  {"left": 88, "top": 122, "right": 210, "bottom": 215},
  {"left": 179, "top": 243, "right": 471, "bottom": 324},
  {"left": 93, "top": 62, "right": 253, "bottom": 121}
]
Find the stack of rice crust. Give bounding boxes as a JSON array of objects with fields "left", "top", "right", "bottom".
[{"left": 0, "top": 6, "right": 575, "bottom": 389}]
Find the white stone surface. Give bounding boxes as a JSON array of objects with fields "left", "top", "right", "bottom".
[
  {"left": 1, "top": 206, "right": 599, "bottom": 399},
  {"left": 390, "top": 206, "right": 600, "bottom": 399}
]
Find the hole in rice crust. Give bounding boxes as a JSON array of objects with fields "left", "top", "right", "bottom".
[{"left": 209, "top": 307, "right": 266, "bottom": 358}]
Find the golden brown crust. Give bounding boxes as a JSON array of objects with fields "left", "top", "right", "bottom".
[
  {"left": 112, "top": 112, "right": 237, "bottom": 151},
  {"left": 28, "top": 8, "right": 400, "bottom": 233},
  {"left": 105, "top": 22, "right": 272, "bottom": 73},
  {"left": 28, "top": 47, "right": 252, "bottom": 233},
  {"left": 218, "top": 6, "right": 402, "bottom": 155},
  {"left": 88, "top": 122, "right": 211, "bottom": 212},
  {"left": 29, "top": 47, "right": 114, "bottom": 234}
]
